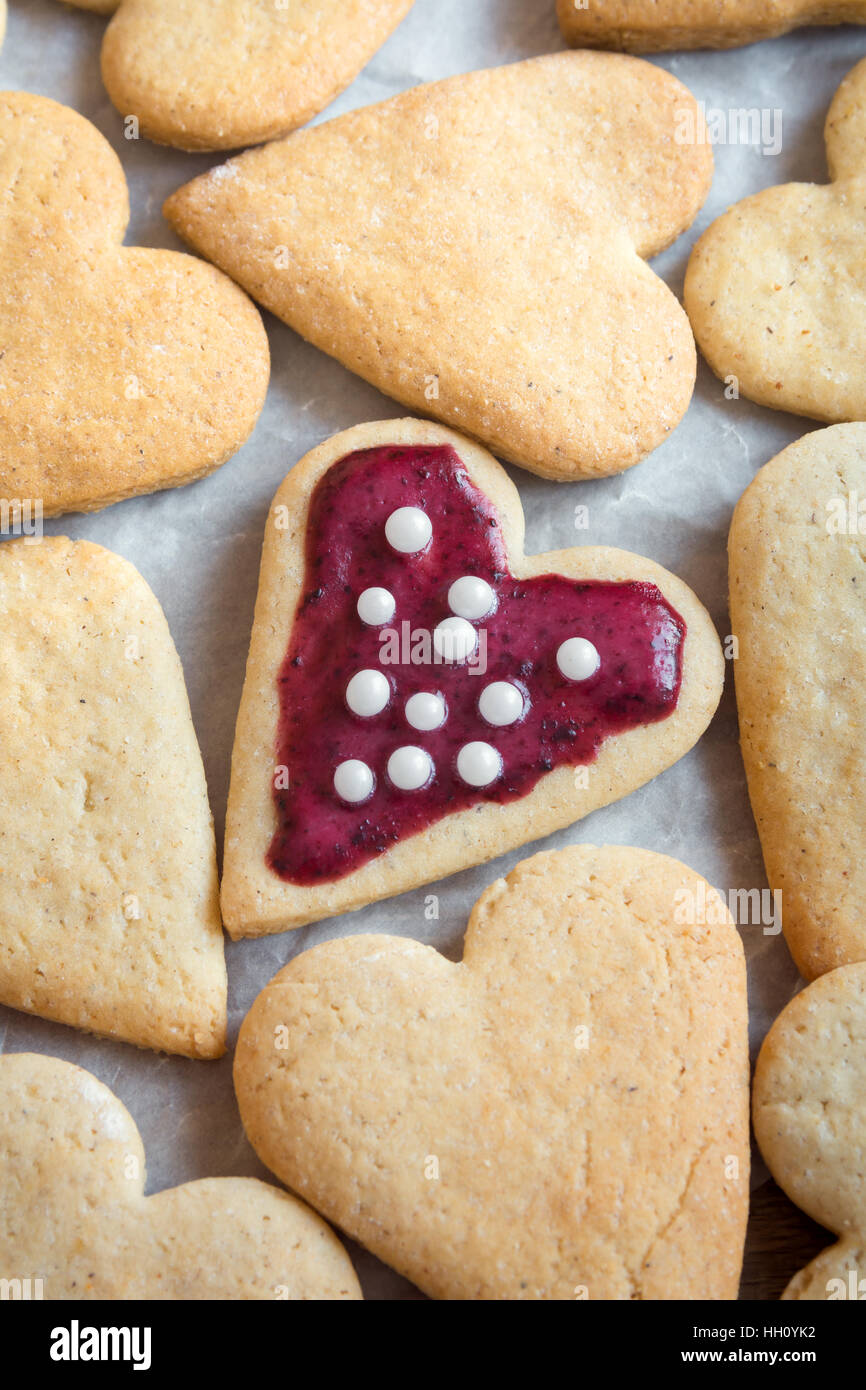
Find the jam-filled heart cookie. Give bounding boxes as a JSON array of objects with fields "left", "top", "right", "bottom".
[
  {"left": 729, "top": 424, "right": 866, "bottom": 980},
  {"left": 754, "top": 962, "right": 866, "bottom": 1300},
  {"left": 235, "top": 844, "right": 750, "bottom": 1299},
  {"left": 0, "top": 538, "right": 226, "bottom": 1057},
  {"left": 686, "top": 57, "right": 866, "bottom": 425},
  {"left": 221, "top": 419, "right": 724, "bottom": 937},
  {"left": 558, "top": 0, "right": 866, "bottom": 51},
  {"left": 66, "top": 0, "right": 413, "bottom": 151},
  {"left": 0, "top": 1053, "right": 361, "bottom": 1300},
  {"left": 0, "top": 91, "right": 269, "bottom": 517},
  {"left": 165, "top": 51, "right": 712, "bottom": 482}
]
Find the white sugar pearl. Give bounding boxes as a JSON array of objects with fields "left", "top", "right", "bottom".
[
  {"left": 346, "top": 668, "right": 390, "bottom": 717},
  {"left": 405, "top": 691, "right": 447, "bottom": 732},
  {"left": 448, "top": 575, "right": 495, "bottom": 621},
  {"left": 357, "top": 586, "right": 395, "bottom": 626},
  {"left": 556, "top": 637, "right": 601, "bottom": 682},
  {"left": 457, "top": 741, "right": 502, "bottom": 788},
  {"left": 433, "top": 616, "right": 477, "bottom": 663},
  {"left": 385, "top": 506, "right": 432, "bottom": 554},
  {"left": 479, "top": 681, "right": 523, "bottom": 727},
  {"left": 334, "top": 759, "right": 374, "bottom": 804},
  {"left": 387, "top": 745, "right": 434, "bottom": 791}
]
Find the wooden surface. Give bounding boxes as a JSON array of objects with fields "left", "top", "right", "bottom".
[{"left": 740, "top": 1177, "right": 830, "bottom": 1301}]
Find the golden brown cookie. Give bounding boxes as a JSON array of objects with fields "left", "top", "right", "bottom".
[
  {"left": 729, "top": 425, "right": 866, "bottom": 981},
  {"left": 165, "top": 51, "right": 712, "bottom": 482},
  {"left": 686, "top": 57, "right": 866, "bottom": 423},
  {"left": 0, "top": 537, "right": 226, "bottom": 1057},
  {"left": 753, "top": 962, "right": 866, "bottom": 1300},
  {"left": 235, "top": 844, "right": 750, "bottom": 1300},
  {"left": 558, "top": 0, "right": 866, "bottom": 51},
  {"left": 221, "top": 418, "right": 725, "bottom": 938},
  {"left": 0, "top": 1052, "right": 361, "bottom": 1300},
  {"left": 94, "top": 0, "right": 414, "bottom": 151},
  {"left": 0, "top": 91, "right": 269, "bottom": 518}
]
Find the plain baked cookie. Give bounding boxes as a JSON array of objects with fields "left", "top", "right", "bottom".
[
  {"left": 165, "top": 51, "right": 712, "bottom": 482},
  {"left": 685, "top": 57, "right": 866, "bottom": 423},
  {"left": 221, "top": 418, "right": 725, "bottom": 938},
  {"left": 729, "top": 425, "right": 866, "bottom": 981},
  {"left": 558, "top": 0, "right": 866, "bottom": 51},
  {"left": 81, "top": 0, "right": 414, "bottom": 151},
  {"left": 753, "top": 963, "right": 866, "bottom": 1300},
  {"left": 235, "top": 844, "right": 750, "bottom": 1300},
  {"left": 0, "top": 1053, "right": 361, "bottom": 1300},
  {"left": 0, "top": 537, "right": 227, "bottom": 1057},
  {"left": 0, "top": 91, "right": 269, "bottom": 517}
]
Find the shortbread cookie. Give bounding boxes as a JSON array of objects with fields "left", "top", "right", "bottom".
[
  {"left": 0, "top": 538, "right": 226, "bottom": 1057},
  {"left": 221, "top": 419, "right": 724, "bottom": 937},
  {"left": 93, "top": 0, "right": 414, "bottom": 151},
  {"left": 0, "top": 1053, "right": 361, "bottom": 1300},
  {"left": 729, "top": 425, "right": 866, "bottom": 981},
  {"left": 235, "top": 844, "right": 750, "bottom": 1300},
  {"left": 0, "top": 92, "right": 269, "bottom": 517},
  {"left": 686, "top": 58, "right": 866, "bottom": 423},
  {"left": 558, "top": 0, "right": 866, "bottom": 51},
  {"left": 753, "top": 963, "right": 866, "bottom": 1300},
  {"left": 165, "top": 51, "right": 712, "bottom": 481}
]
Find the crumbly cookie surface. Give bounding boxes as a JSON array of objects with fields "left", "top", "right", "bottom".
[
  {"left": 685, "top": 56, "right": 866, "bottom": 423},
  {"left": 729, "top": 424, "right": 866, "bottom": 980},
  {"left": 165, "top": 51, "right": 712, "bottom": 481},
  {"left": 220, "top": 418, "right": 724, "bottom": 938},
  {"left": 753, "top": 962, "right": 866, "bottom": 1300},
  {"left": 0, "top": 537, "right": 227, "bottom": 1057},
  {"left": 558, "top": 0, "right": 866, "bottom": 51},
  {"left": 235, "top": 844, "right": 750, "bottom": 1300},
  {"left": 0, "top": 91, "right": 269, "bottom": 517},
  {"left": 0, "top": 1053, "right": 362, "bottom": 1299},
  {"left": 98, "top": 0, "right": 414, "bottom": 151}
]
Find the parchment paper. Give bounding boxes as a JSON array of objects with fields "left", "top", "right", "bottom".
[{"left": 1, "top": 0, "right": 860, "bottom": 1299}]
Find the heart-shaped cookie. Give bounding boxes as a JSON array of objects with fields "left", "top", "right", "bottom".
[
  {"left": 729, "top": 424, "right": 866, "bottom": 980},
  {"left": 0, "top": 1052, "right": 361, "bottom": 1299},
  {"left": 753, "top": 962, "right": 866, "bottom": 1301},
  {"left": 685, "top": 56, "right": 866, "bottom": 423},
  {"left": 0, "top": 92, "right": 269, "bottom": 517},
  {"left": 165, "top": 51, "right": 712, "bottom": 481},
  {"left": 235, "top": 844, "right": 750, "bottom": 1299},
  {"left": 558, "top": 0, "right": 866, "bottom": 51},
  {"left": 221, "top": 419, "right": 724, "bottom": 937},
  {"left": 0, "top": 537, "right": 226, "bottom": 1057},
  {"left": 72, "top": 0, "right": 414, "bottom": 151}
]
